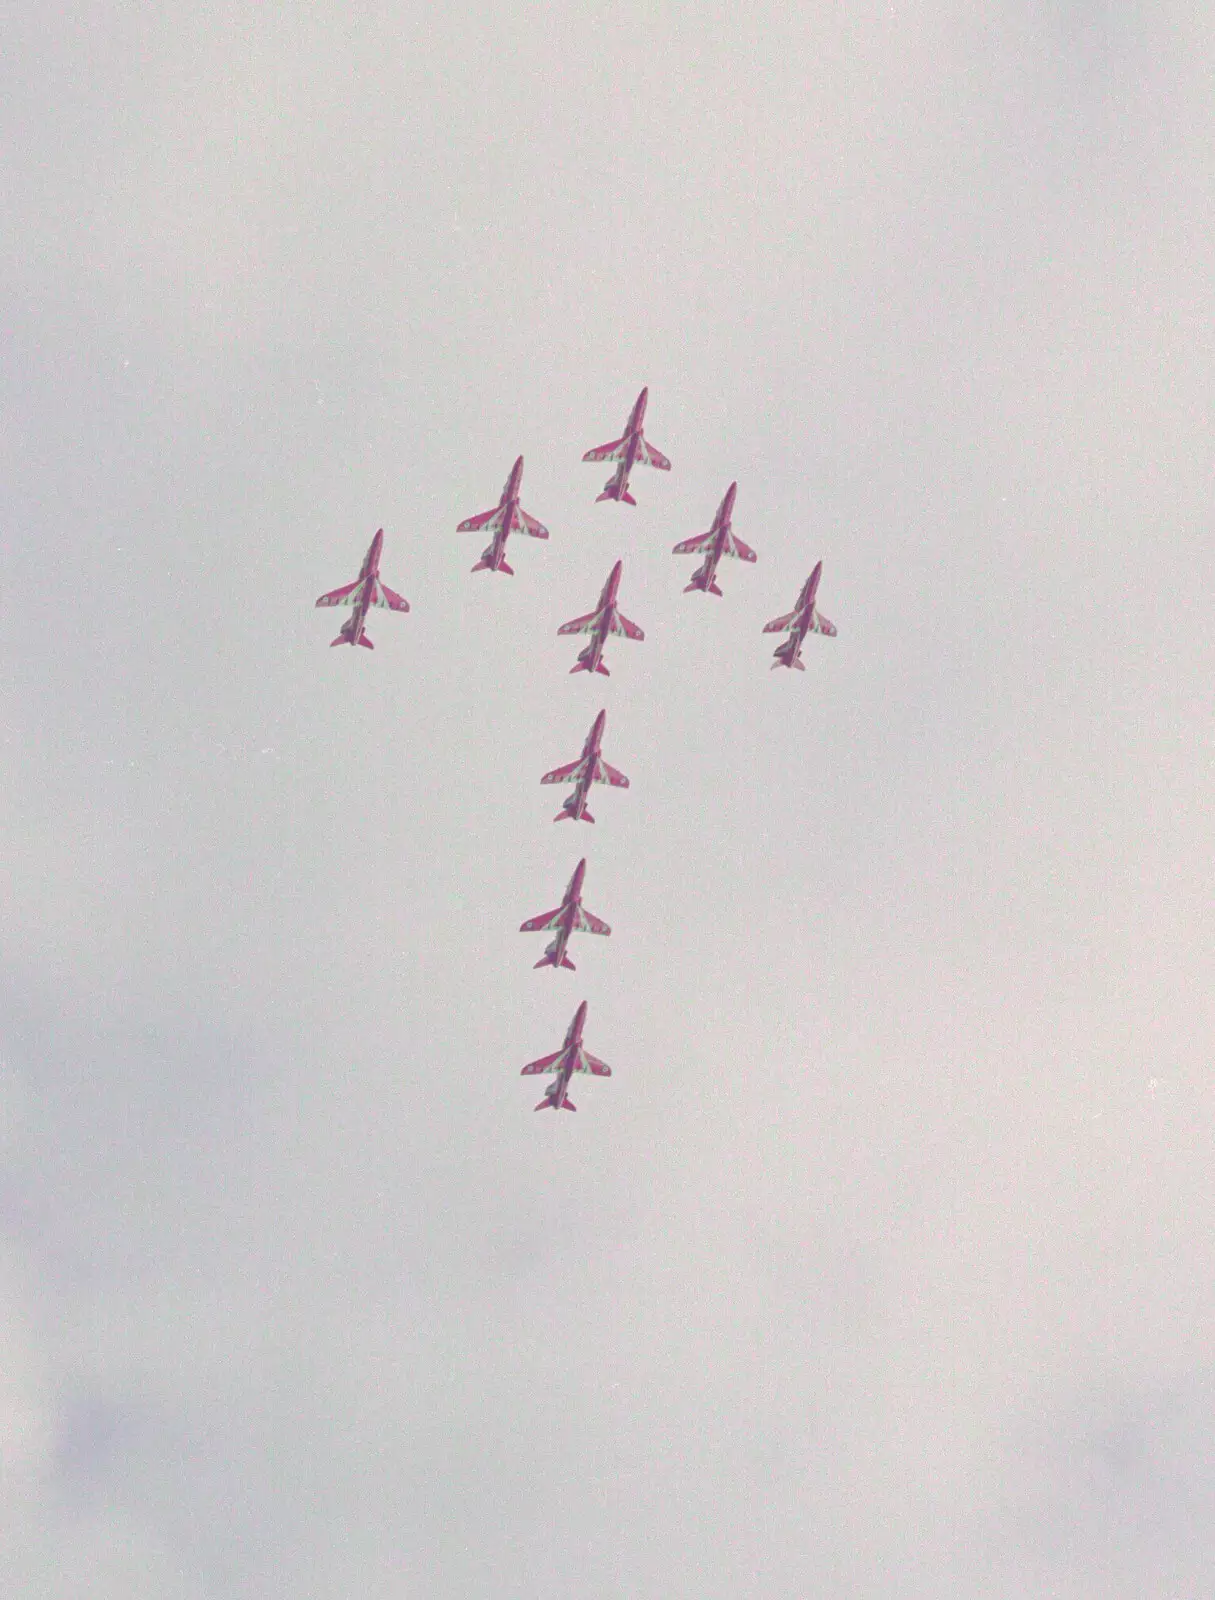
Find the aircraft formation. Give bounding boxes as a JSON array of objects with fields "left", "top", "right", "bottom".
[{"left": 314, "top": 387, "right": 835, "bottom": 1110}]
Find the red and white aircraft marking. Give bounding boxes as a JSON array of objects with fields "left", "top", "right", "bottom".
[
  {"left": 457, "top": 455, "right": 549, "bottom": 575},
  {"left": 582, "top": 386, "right": 670, "bottom": 505},
  {"left": 764, "top": 560, "right": 836, "bottom": 670},
  {"left": 315, "top": 528, "right": 410, "bottom": 648},
  {"left": 672, "top": 482, "right": 757, "bottom": 596},
  {"left": 520, "top": 858, "right": 611, "bottom": 971},
  {"left": 541, "top": 709, "right": 629, "bottom": 823},
  {"left": 521, "top": 999, "right": 611, "bottom": 1112},
  {"left": 557, "top": 559, "right": 644, "bottom": 676}
]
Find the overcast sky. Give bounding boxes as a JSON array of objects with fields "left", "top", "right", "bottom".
[{"left": 1, "top": 2, "right": 1213, "bottom": 1596}]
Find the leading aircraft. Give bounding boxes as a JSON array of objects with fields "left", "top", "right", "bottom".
[
  {"left": 520, "top": 858, "right": 611, "bottom": 971},
  {"left": 558, "top": 559, "right": 644, "bottom": 676},
  {"left": 541, "top": 709, "right": 629, "bottom": 823},
  {"left": 672, "top": 482, "right": 757, "bottom": 596},
  {"left": 582, "top": 387, "right": 670, "bottom": 505},
  {"left": 521, "top": 999, "right": 611, "bottom": 1112},
  {"left": 764, "top": 560, "right": 836, "bottom": 670},
  {"left": 315, "top": 529, "right": 410, "bottom": 648},
  {"left": 457, "top": 455, "right": 549, "bottom": 575}
]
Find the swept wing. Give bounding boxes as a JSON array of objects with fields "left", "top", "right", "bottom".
[
  {"left": 582, "top": 437, "right": 627, "bottom": 463},
  {"left": 635, "top": 439, "right": 670, "bottom": 471},
  {"left": 316, "top": 579, "right": 362, "bottom": 607}
]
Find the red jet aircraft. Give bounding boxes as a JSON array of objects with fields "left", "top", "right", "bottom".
[
  {"left": 672, "top": 482, "right": 757, "bottom": 596},
  {"left": 520, "top": 858, "right": 611, "bottom": 971},
  {"left": 457, "top": 455, "right": 549, "bottom": 575},
  {"left": 558, "top": 559, "right": 644, "bottom": 676},
  {"left": 315, "top": 529, "right": 410, "bottom": 648},
  {"left": 541, "top": 709, "right": 629, "bottom": 823},
  {"left": 521, "top": 1000, "right": 611, "bottom": 1111},
  {"left": 582, "top": 386, "right": 670, "bottom": 505},
  {"left": 764, "top": 560, "right": 836, "bottom": 670}
]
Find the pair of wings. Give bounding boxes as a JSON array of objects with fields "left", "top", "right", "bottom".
[
  {"left": 316, "top": 577, "right": 410, "bottom": 613},
  {"left": 541, "top": 754, "right": 629, "bottom": 789},
  {"left": 582, "top": 435, "right": 671, "bottom": 471},
  {"left": 764, "top": 608, "right": 836, "bottom": 638},
  {"left": 521, "top": 1047, "right": 612, "bottom": 1077},
  {"left": 457, "top": 504, "right": 549, "bottom": 539},
  {"left": 673, "top": 528, "right": 757, "bottom": 563},
  {"left": 520, "top": 904, "right": 611, "bottom": 935},
  {"left": 558, "top": 608, "right": 644, "bottom": 640}
]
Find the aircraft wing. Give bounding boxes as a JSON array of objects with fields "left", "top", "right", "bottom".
[
  {"left": 636, "top": 439, "right": 671, "bottom": 471},
  {"left": 808, "top": 612, "right": 836, "bottom": 637},
  {"left": 608, "top": 611, "right": 644, "bottom": 640},
  {"left": 592, "top": 758, "right": 629, "bottom": 789},
  {"left": 582, "top": 436, "right": 627, "bottom": 463},
  {"left": 558, "top": 610, "right": 603, "bottom": 635},
  {"left": 520, "top": 907, "right": 562, "bottom": 932},
  {"left": 315, "top": 579, "right": 363, "bottom": 607},
  {"left": 726, "top": 534, "right": 757, "bottom": 563},
  {"left": 457, "top": 506, "right": 501, "bottom": 533},
  {"left": 521, "top": 1050, "right": 565, "bottom": 1076},
  {"left": 372, "top": 581, "right": 410, "bottom": 612},
  {"left": 519, "top": 510, "right": 549, "bottom": 539},
  {"left": 763, "top": 611, "right": 797, "bottom": 633},
  {"left": 575, "top": 907, "right": 611, "bottom": 936},
  {"left": 541, "top": 757, "right": 587, "bottom": 785},
  {"left": 576, "top": 1051, "right": 611, "bottom": 1077},
  {"left": 673, "top": 530, "right": 714, "bottom": 555}
]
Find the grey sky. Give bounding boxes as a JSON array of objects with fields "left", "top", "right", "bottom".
[{"left": 1, "top": 2, "right": 1212, "bottom": 1595}]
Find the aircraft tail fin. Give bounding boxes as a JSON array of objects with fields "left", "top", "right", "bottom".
[
  {"left": 534, "top": 941, "right": 576, "bottom": 970},
  {"left": 684, "top": 572, "right": 723, "bottom": 596},
  {"left": 472, "top": 553, "right": 513, "bottom": 575},
  {"left": 533, "top": 1093, "right": 576, "bottom": 1112},
  {"left": 330, "top": 623, "right": 373, "bottom": 648},
  {"left": 620, "top": 491, "right": 637, "bottom": 506},
  {"left": 554, "top": 805, "right": 593, "bottom": 823},
  {"left": 596, "top": 483, "right": 619, "bottom": 503},
  {"left": 572, "top": 648, "right": 608, "bottom": 676}
]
